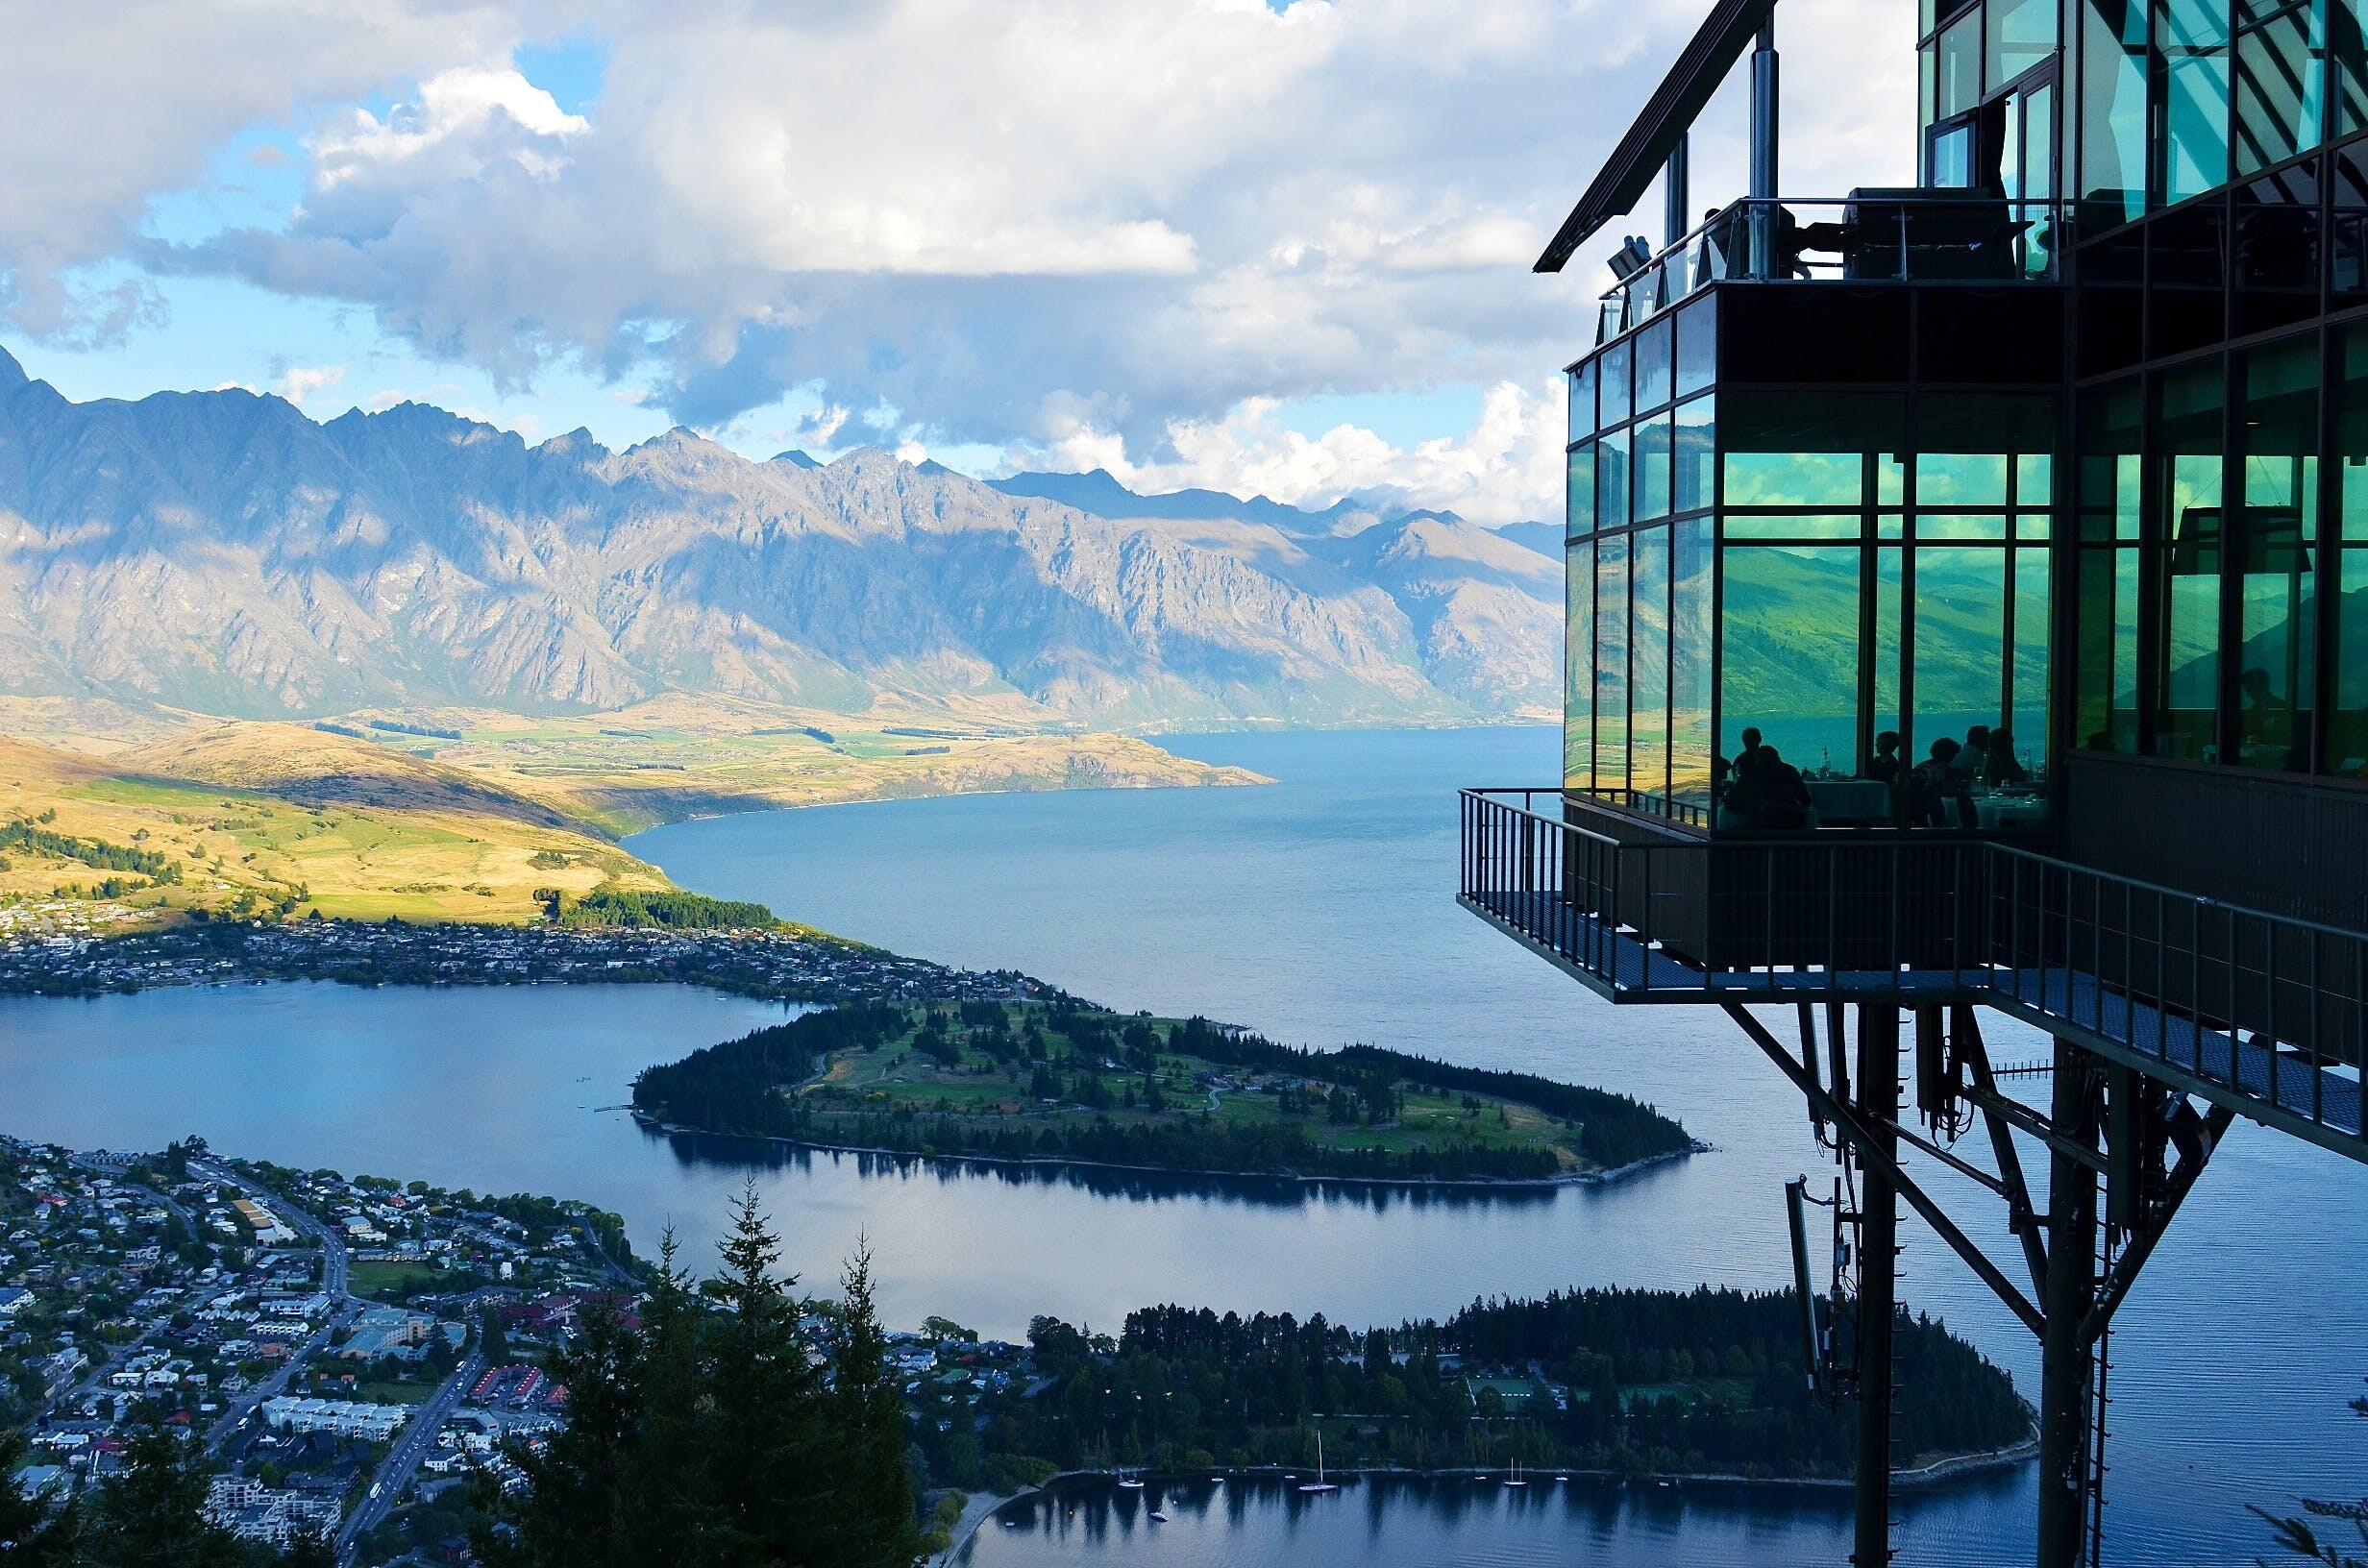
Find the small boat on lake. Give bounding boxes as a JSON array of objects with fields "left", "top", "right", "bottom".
[{"left": 1296, "top": 1432, "right": 1340, "bottom": 1494}]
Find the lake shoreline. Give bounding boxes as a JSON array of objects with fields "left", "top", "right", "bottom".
[
  {"left": 631, "top": 1108, "right": 1711, "bottom": 1192},
  {"left": 948, "top": 1435, "right": 2041, "bottom": 1560}
]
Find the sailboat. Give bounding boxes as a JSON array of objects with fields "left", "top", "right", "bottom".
[
  {"left": 1502, "top": 1457, "right": 1527, "bottom": 1487},
  {"left": 1295, "top": 1431, "right": 1340, "bottom": 1494}
]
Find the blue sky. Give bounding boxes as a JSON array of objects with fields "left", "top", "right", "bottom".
[{"left": 0, "top": 1, "right": 1911, "bottom": 522}]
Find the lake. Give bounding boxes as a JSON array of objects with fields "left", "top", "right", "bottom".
[{"left": 0, "top": 725, "right": 2360, "bottom": 1564}]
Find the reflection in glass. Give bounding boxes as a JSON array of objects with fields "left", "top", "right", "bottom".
[
  {"left": 1636, "top": 414, "right": 1673, "bottom": 521},
  {"left": 1637, "top": 316, "right": 1674, "bottom": 412},
  {"left": 1723, "top": 515, "right": 1866, "bottom": 539},
  {"left": 1566, "top": 443, "right": 1596, "bottom": 538},
  {"left": 1599, "top": 425, "right": 1631, "bottom": 531},
  {"left": 1719, "top": 545, "right": 1863, "bottom": 787},
  {"left": 2236, "top": 338, "right": 2318, "bottom": 770},
  {"left": 2234, "top": 5, "right": 2325, "bottom": 173},
  {"left": 1674, "top": 396, "right": 1716, "bottom": 513},
  {"left": 1938, "top": 11, "right": 1981, "bottom": 116},
  {"left": 1672, "top": 519, "right": 1714, "bottom": 806},
  {"left": 1568, "top": 361, "right": 1596, "bottom": 441},
  {"left": 1877, "top": 547, "right": 1906, "bottom": 763},
  {"left": 1916, "top": 513, "right": 2012, "bottom": 539},
  {"left": 1566, "top": 539, "right": 1595, "bottom": 790},
  {"left": 2159, "top": 0, "right": 2233, "bottom": 206},
  {"left": 1631, "top": 526, "right": 1672, "bottom": 803},
  {"left": 2076, "top": 546, "right": 2143, "bottom": 750},
  {"left": 2012, "top": 546, "right": 2052, "bottom": 770},
  {"left": 1601, "top": 339, "right": 1634, "bottom": 429},
  {"left": 2082, "top": 0, "right": 2152, "bottom": 221},
  {"left": 2156, "top": 362, "right": 2226, "bottom": 759},
  {"left": 1674, "top": 297, "right": 1717, "bottom": 397},
  {"left": 1987, "top": 0, "right": 2060, "bottom": 85},
  {"left": 1917, "top": 452, "right": 2010, "bottom": 506},
  {"left": 1596, "top": 534, "right": 1631, "bottom": 792},
  {"left": 2334, "top": 320, "right": 2368, "bottom": 772},
  {"left": 1912, "top": 547, "right": 2009, "bottom": 751}
]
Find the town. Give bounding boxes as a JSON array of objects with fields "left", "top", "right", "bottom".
[{"left": 0, "top": 916, "right": 1059, "bottom": 1011}]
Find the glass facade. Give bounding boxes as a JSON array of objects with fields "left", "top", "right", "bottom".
[{"left": 1555, "top": 0, "right": 2368, "bottom": 835}]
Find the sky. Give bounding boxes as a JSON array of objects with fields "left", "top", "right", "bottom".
[{"left": 0, "top": 0, "right": 1912, "bottom": 526}]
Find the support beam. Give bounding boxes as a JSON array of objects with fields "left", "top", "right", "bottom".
[
  {"left": 2080, "top": 1103, "right": 2237, "bottom": 1347},
  {"left": 1958, "top": 1013, "right": 2050, "bottom": 1295},
  {"left": 2036, "top": 1041, "right": 2102, "bottom": 1568},
  {"left": 1724, "top": 1003, "right": 2046, "bottom": 1336},
  {"left": 1853, "top": 1005, "right": 1899, "bottom": 1568}
]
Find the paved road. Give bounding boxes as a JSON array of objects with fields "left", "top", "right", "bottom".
[
  {"left": 336, "top": 1347, "right": 484, "bottom": 1566},
  {"left": 205, "top": 1301, "right": 361, "bottom": 1456},
  {"left": 192, "top": 1157, "right": 351, "bottom": 1299}
]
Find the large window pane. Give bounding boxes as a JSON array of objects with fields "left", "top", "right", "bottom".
[
  {"left": 1674, "top": 296, "right": 1717, "bottom": 397},
  {"left": 1989, "top": 0, "right": 2061, "bottom": 82},
  {"left": 2076, "top": 547, "right": 2145, "bottom": 749},
  {"left": 2159, "top": 0, "right": 2234, "bottom": 205},
  {"left": 2330, "top": 322, "right": 2368, "bottom": 772},
  {"left": 1721, "top": 392, "right": 1903, "bottom": 507},
  {"left": 1912, "top": 547, "right": 2010, "bottom": 761},
  {"left": 1939, "top": 11, "right": 1983, "bottom": 113},
  {"left": 1636, "top": 413, "right": 1673, "bottom": 521},
  {"left": 1567, "top": 442, "right": 1596, "bottom": 539},
  {"left": 1569, "top": 360, "right": 1597, "bottom": 441},
  {"left": 2011, "top": 545, "right": 2053, "bottom": 772},
  {"left": 1672, "top": 518, "right": 1715, "bottom": 807},
  {"left": 2082, "top": 0, "right": 2152, "bottom": 222},
  {"left": 1566, "top": 538, "right": 1595, "bottom": 791},
  {"left": 1598, "top": 425, "right": 1631, "bottom": 531},
  {"left": 1718, "top": 545, "right": 1864, "bottom": 807},
  {"left": 2234, "top": 6, "right": 2325, "bottom": 174},
  {"left": 1601, "top": 339, "right": 1634, "bottom": 429},
  {"left": 1674, "top": 395, "right": 1716, "bottom": 513},
  {"left": 1636, "top": 316, "right": 1674, "bottom": 412},
  {"left": 2155, "top": 362, "right": 2228, "bottom": 759},
  {"left": 2335, "top": 0, "right": 2368, "bottom": 134},
  {"left": 1630, "top": 526, "right": 1672, "bottom": 803},
  {"left": 1596, "top": 534, "right": 1631, "bottom": 791},
  {"left": 2235, "top": 337, "right": 2318, "bottom": 769}
]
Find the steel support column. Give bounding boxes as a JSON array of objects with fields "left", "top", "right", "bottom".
[
  {"left": 2036, "top": 1039, "right": 2102, "bottom": 1568},
  {"left": 1854, "top": 1005, "right": 1899, "bottom": 1567}
]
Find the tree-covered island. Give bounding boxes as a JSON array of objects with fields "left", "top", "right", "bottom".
[{"left": 630, "top": 1002, "right": 1699, "bottom": 1184}]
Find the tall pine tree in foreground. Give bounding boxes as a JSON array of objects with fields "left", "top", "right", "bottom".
[{"left": 477, "top": 1185, "right": 920, "bottom": 1568}]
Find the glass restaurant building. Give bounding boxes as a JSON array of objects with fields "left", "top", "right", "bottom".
[{"left": 1464, "top": 0, "right": 2368, "bottom": 1563}]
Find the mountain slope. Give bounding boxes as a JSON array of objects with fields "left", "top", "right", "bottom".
[{"left": 0, "top": 349, "right": 1561, "bottom": 726}]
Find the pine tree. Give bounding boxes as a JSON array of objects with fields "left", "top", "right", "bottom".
[
  {"left": 704, "top": 1182, "right": 825, "bottom": 1567},
  {"left": 0, "top": 1426, "right": 77, "bottom": 1564},
  {"left": 78, "top": 1414, "right": 243, "bottom": 1568},
  {"left": 809, "top": 1238, "right": 923, "bottom": 1568}
]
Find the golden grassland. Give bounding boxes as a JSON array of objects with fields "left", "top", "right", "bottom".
[{"left": 0, "top": 695, "right": 1268, "bottom": 929}]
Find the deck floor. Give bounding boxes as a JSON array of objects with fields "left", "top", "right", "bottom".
[{"left": 1464, "top": 889, "right": 2364, "bottom": 1143}]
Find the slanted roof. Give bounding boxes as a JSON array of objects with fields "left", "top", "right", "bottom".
[{"left": 1534, "top": 0, "right": 1779, "bottom": 273}]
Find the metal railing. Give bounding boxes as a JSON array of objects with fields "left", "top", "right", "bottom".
[
  {"left": 1597, "top": 194, "right": 2064, "bottom": 343},
  {"left": 1460, "top": 788, "right": 2368, "bottom": 1150}
]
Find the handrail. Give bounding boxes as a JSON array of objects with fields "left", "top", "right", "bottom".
[{"left": 1458, "top": 786, "right": 2368, "bottom": 1150}]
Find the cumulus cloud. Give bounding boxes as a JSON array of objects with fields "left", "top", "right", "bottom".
[
  {"left": 1036, "top": 378, "right": 1567, "bottom": 526},
  {"left": 274, "top": 363, "right": 346, "bottom": 405},
  {"left": 7, "top": 0, "right": 1914, "bottom": 517}
]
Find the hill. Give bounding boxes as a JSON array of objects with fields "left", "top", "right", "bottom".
[{"left": 0, "top": 349, "right": 1561, "bottom": 729}]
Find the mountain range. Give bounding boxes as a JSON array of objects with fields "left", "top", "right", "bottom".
[{"left": 0, "top": 348, "right": 1560, "bottom": 730}]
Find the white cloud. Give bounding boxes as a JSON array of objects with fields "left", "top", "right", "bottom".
[
  {"left": 6, "top": 0, "right": 1916, "bottom": 515},
  {"left": 1041, "top": 378, "right": 1567, "bottom": 527},
  {"left": 275, "top": 363, "right": 345, "bottom": 405}
]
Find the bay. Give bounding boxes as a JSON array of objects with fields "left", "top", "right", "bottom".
[{"left": 0, "top": 725, "right": 2358, "bottom": 1563}]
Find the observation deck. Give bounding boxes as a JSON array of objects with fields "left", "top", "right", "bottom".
[{"left": 1461, "top": 787, "right": 2368, "bottom": 1164}]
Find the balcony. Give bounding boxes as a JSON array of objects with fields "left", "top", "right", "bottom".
[
  {"left": 1596, "top": 193, "right": 2065, "bottom": 345},
  {"left": 1460, "top": 787, "right": 2368, "bottom": 1160}
]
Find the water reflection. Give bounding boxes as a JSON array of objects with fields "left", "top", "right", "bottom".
[
  {"left": 965, "top": 1470, "right": 2034, "bottom": 1567},
  {"left": 641, "top": 1124, "right": 1567, "bottom": 1213}
]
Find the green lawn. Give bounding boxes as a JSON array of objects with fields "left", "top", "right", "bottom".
[
  {"left": 348, "top": 1260, "right": 451, "bottom": 1301},
  {"left": 790, "top": 1008, "right": 1587, "bottom": 1169}
]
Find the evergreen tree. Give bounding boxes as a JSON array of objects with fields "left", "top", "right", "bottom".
[
  {"left": 0, "top": 1426, "right": 78, "bottom": 1564},
  {"left": 809, "top": 1240, "right": 922, "bottom": 1568},
  {"left": 78, "top": 1415, "right": 243, "bottom": 1568}
]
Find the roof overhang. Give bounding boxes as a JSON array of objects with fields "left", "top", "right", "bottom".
[{"left": 1534, "top": 0, "right": 1778, "bottom": 273}]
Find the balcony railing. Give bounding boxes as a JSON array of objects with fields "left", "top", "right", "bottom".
[
  {"left": 1460, "top": 788, "right": 2367, "bottom": 1155},
  {"left": 1597, "top": 193, "right": 2065, "bottom": 343}
]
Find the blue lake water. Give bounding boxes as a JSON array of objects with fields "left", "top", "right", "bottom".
[{"left": 0, "top": 725, "right": 2358, "bottom": 1564}]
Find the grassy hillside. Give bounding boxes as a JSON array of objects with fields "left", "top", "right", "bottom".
[
  {"left": 0, "top": 696, "right": 1266, "bottom": 935},
  {"left": 0, "top": 731, "right": 665, "bottom": 927}
]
